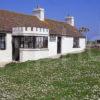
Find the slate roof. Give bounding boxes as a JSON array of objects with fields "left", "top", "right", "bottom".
[{"left": 0, "top": 10, "right": 84, "bottom": 37}]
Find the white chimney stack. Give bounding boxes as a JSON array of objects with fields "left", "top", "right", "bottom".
[
  {"left": 33, "top": 6, "right": 45, "bottom": 21},
  {"left": 65, "top": 16, "right": 75, "bottom": 26}
]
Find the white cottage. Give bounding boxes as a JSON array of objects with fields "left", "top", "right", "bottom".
[{"left": 0, "top": 7, "right": 86, "bottom": 62}]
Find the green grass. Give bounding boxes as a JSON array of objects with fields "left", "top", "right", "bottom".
[{"left": 0, "top": 49, "right": 100, "bottom": 100}]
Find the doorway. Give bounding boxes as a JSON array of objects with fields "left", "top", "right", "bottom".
[
  {"left": 12, "top": 36, "right": 20, "bottom": 61},
  {"left": 57, "top": 37, "right": 61, "bottom": 54}
]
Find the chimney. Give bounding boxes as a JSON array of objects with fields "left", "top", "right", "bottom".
[
  {"left": 33, "top": 6, "right": 45, "bottom": 21},
  {"left": 65, "top": 16, "right": 75, "bottom": 26}
]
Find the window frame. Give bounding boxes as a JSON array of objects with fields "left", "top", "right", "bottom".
[
  {"left": 50, "top": 35, "right": 56, "bottom": 42},
  {"left": 0, "top": 34, "right": 6, "bottom": 50},
  {"left": 73, "top": 37, "right": 80, "bottom": 48},
  {"left": 19, "top": 36, "right": 48, "bottom": 49}
]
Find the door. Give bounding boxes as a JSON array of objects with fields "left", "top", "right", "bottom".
[
  {"left": 57, "top": 37, "right": 61, "bottom": 54},
  {"left": 12, "top": 37, "right": 20, "bottom": 61}
]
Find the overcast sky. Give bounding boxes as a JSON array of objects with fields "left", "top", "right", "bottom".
[{"left": 0, "top": 0, "right": 100, "bottom": 40}]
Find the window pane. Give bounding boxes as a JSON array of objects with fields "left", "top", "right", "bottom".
[
  {"left": 19, "top": 36, "right": 48, "bottom": 49},
  {"left": 50, "top": 36, "right": 56, "bottom": 42},
  {"left": 0, "top": 34, "right": 6, "bottom": 50},
  {"left": 35, "top": 37, "right": 43, "bottom": 48},
  {"left": 73, "top": 38, "right": 79, "bottom": 48},
  {"left": 43, "top": 37, "right": 48, "bottom": 48},
  {"left": 33, "top": 37, "right": 36, "bottom": 48},
  {"left": 20, "top": 36, "right": 24, "bottom": 48},
  {"left": 24, "top": 37, "right": 28, "bottom": 48},
  {"left": 28, "top": 37, "right": 33, "bottom": 48}
]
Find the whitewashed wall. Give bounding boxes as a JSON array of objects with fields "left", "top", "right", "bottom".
[
  {"left": 13, "top": 27, "right": 49, "bottom": 36},
  {"left": 61, "top": 36, "right": 86, "bottom": 54},
  {"left": 79, "top": 38, "right": 86, "bottom": 49},
  {"left": 0, "top": 33, "right": 12, "bottom": 62},
  {"left": 20, "top": 48, "right": 49, "bottom": 61},
  {"left": 61, "top": 37, "right": 73, "bottom": 54},
  {"left": 48, "top": 36, "right": 57, "bottom": 57}
]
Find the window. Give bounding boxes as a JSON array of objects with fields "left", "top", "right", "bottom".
[
  {"left": 24, "top": 36, "right": 32, "bottom": 48},
  {"left": 20, "top": 36, "right": 48, "bottom": 49},
  {"left": 43, "top": 37, "right": 48, "bottom": 48},
  {"left": 73, "top": 37, "right": 79, "bottom": 48},
  {"left": 0, "top": 34, "right": 6, "bottom": 50},
  {"left": 20, "top": 36, "right": 24, "bottom": 48},
  {"left": 50, "top": 35, "right": 56, "bottom": 42},
  {"left": 97, "top": 40, "right": 100, "bottom": 44},
  {"left": 35, "top": 37, "right": 44, "bottom": 48}
]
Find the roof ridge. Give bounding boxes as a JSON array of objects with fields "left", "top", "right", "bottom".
[
  {"left": 0, "top": 9, "right": 38, "bottom": 18},
  {"left": 46, "top": 18, "right": 65, "bottom": 23},
  {"left": 0, "top": 9, "right": 68, "bottom": 24}
]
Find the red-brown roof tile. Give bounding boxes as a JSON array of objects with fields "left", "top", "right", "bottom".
[{"left": 0, "top": 10, "right": 84, "bottom": 37}]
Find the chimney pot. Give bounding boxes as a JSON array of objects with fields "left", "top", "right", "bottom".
[
  {"left": 33, "top": 7, "right": 45, "bottom": 21},
  {"left": 65, "top": 16, "right": 75, "bottom": 26}
]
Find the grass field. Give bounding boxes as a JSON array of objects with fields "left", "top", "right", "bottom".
[{"left": 0, "top": 49, "right": 100, "bottom": 100}]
